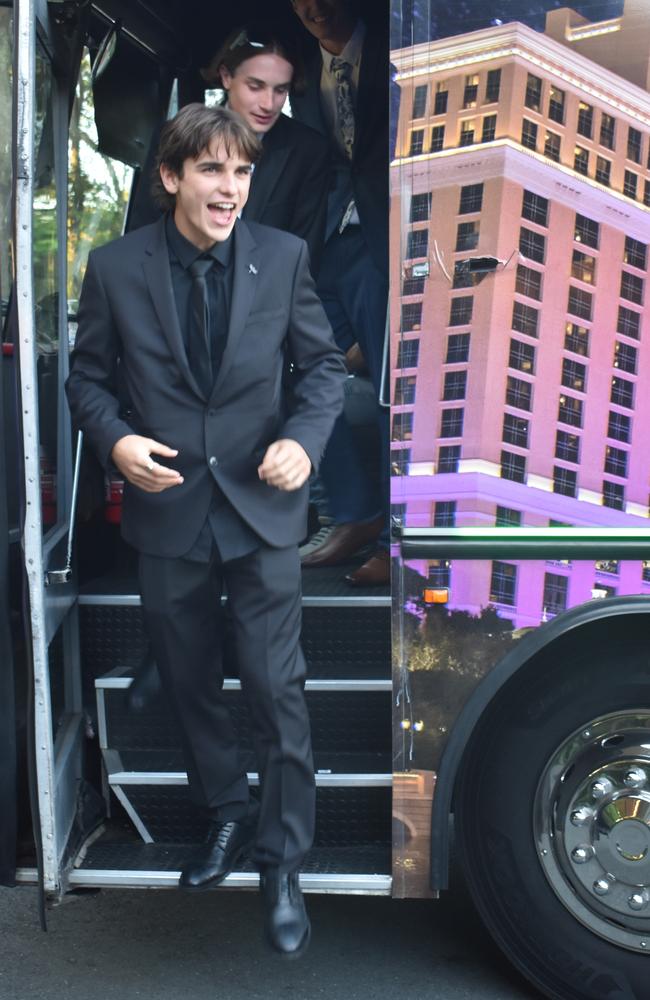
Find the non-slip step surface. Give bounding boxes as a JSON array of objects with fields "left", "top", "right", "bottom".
[
  {"left": 100, "top": 688, "right": 392, "bottom": 756},
  {"left": 82, "top": 604, "right": 390, "bottom": 705},
  {"left": 110, "top": 749, "right": 392, "bottom": 776},
  {"left": 79, "top": 564, "right": 390, "bottom": 602},
  {"left": 109, "top": 784, "right": 391, "bottom": 846}
]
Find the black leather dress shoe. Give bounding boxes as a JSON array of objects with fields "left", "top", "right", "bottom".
[
  {"left": 260, "top": 869, "right": 311, "bottom": 958},
  {"left": 179, "top": 815, "right": 257, "bottom": 891},
  {"left": 125, "top": 645, "right": 161, "bottom": 713}
]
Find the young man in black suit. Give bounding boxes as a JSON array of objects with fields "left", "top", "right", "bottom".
[
  {"left": 66, "top": 104, "right": 346, "bottom": 957},
  {"left": 204, "top": 23, "right": 330, "bottom": 274},
  {"left": 290, "top": 0, "right": 391, "bottom": 586}
]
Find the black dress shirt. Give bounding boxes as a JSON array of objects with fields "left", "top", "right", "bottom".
[{"left": 165, "top": 215, "right": 262, "bottom": 563}]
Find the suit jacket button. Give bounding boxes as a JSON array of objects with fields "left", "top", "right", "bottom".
[{"left": 209, "top": 456, "right": 218, "bottom": 467}]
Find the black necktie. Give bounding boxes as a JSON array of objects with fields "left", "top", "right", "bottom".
[{"left": 188, "top": 257, "right": 214, "bottom": 396}]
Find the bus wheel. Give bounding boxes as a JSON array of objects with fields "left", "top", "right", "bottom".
[{"left": 455, "top": 641, "right": 650, "bottom": 1000}]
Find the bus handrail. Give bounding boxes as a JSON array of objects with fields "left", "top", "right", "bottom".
[{"left": 395, "top": 525, "right": 650, "bottom": 560}]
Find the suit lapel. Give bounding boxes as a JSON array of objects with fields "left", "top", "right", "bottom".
[
  {"left": 210, "top": 220, "right": 259, "bottom": 402},
  {"left": 142, "top": 218, "right": 207, "bottom": 401},
  {"left": 244, "top": 118, "right": 292, "bottom": 219}
]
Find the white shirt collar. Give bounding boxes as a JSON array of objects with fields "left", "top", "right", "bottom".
[{"left": 320, "top": 19, "right": 366, "bottom": 73}]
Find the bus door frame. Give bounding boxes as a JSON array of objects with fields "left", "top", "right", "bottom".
[{"left": 14, "top": 0, "right": 83, "bottom": 894}]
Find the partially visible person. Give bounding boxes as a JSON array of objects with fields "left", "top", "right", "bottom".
[
  {"left": 203, "top": 23, "right": 330, "bottom": 274},
  {"left": 290, "top": 0, "right": 391, "bottom": 586}
]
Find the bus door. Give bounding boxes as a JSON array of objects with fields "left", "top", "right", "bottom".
[{"left": 13, "top": 0, "right": 88, "bottom": 894}]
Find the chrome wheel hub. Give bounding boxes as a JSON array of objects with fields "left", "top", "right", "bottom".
[{"left": 535, "top": 712, "right": 650, "bottom": 953}]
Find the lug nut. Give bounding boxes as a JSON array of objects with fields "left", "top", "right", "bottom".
[
  {"left": 592, "top": 777, "right": 614, "bottom": 800},
  {"left": 628, "top": 891, "right": 649, "bottom": 911},
  {"left": 571, "top": 807, "right": 593, "bottom": 827},
  {"left": 624, "top": 767, "right": 647, "bottom": 790},
  {"left": 593, "top": 878, "right": 611, "bottom": 896},
  {"left": 572, "top": 845, "right": 594, "bottom": 864}
]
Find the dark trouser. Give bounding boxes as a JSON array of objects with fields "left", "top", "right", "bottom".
[
  {"left": 316, "top": 226, "right": 390, "bottom": 546},
  {"left": 138, "top": 544, "right": 315, "bottom": 872}
]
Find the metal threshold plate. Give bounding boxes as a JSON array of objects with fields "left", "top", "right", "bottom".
[{"left": 108, "top": 771, "right": 393, "bottom": 787}]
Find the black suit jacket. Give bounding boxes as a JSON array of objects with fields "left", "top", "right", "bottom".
[
  {"left": 65, "top": 217, "right": 346, "bottom": 557},
  {"left": 290, "top": 22, "right": 390, "bottom": 275},
  {"left": 243, "top": 113, "right": 329, "bottom": 275}
]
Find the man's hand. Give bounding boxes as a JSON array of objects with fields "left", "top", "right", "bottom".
[
  {"left": 111, "top": 435, "right": 184, "bottom": 493},
  {"left": 258, "top": 439, "right": 311, "bottom": 492}
]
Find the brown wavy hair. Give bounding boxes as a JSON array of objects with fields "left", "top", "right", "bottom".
[
  {"left": 151, "top": 103, "right": 262, "bottom": 211},
  {"left": 201, "top": 22, "right": 305, "bottom": 95}
]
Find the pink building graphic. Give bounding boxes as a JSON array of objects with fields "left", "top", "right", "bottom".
[{"left": 390, "top": 1, "right": 650, "bottom": 627}]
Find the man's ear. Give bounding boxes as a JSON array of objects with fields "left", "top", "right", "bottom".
[
  {"left": 160, "top": 162, "right": 180, "bottom": 195},
  {"left": 219, "top": 65, "right": 232, "bottom": 92}
]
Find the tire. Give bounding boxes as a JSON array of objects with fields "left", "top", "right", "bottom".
[{"left": 455, "top": 636, "right": 650, "bottom": 1000}]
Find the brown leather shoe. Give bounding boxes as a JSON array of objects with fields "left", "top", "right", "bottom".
[
  {"left": 345, "top": 547, "right": 391, "bottom": 587},
  {"left": 300, "top": 515, "right": 383, "bottom": 568}
]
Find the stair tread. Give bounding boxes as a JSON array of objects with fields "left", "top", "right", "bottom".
[{"left": 108, "top": 748, "right": 392, "bottom": 775}]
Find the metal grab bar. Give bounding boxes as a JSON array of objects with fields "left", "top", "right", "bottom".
[{"left": 45, "top": 430, "right": 83, "bottom": 585}]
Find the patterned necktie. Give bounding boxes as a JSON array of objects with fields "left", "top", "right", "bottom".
[
  {"left": 188, "top": 257, "right": 213, "bottom": 396},
  {"left": 330, "top": 57, "right": 355, "bottom": 159}
]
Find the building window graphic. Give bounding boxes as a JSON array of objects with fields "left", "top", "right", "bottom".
[
  {"left": 572, "top": 250, "right": 596, "bottom": 284},
  {"left": 603, "top": 480, "right": 625, "bottom": 510},
  {"left": 428, "top": 559, "right": 451, "bottom": 587},
  {"left": 501, "top": 449, "right": 527, "bottom": 482},
  {"left": 562, "top": 358, "right": 587, "bottom": 392},
  {"left": 503, "top": 413, "right": 529, "bottom": 448},
  {"left": 624, "top": 236, "right": 647, "bottom": 270},
  {"left": 396, "top": 338, "right": 420, "bottom": 369},
  {"left": 548, "top": 85, "right": 565, "bottom": 124},
  {"left": 556, "top": 430, "right": 580, "bottom": 463},
  {"left": 456, "top": 220, "right": 479, "bottom": 251},
  {"left": 610, "top": 376, "right": 634, "bottom": 409},
  {"left": 482, "top": 114, "right": 497, "bottom": 143},
  {"left": 614, "top": 341, "right": 637, "bottom": 374},
  {"left": 509, "top": 338, "right": 536, "bottom": 373},
  {"left": 459, "top": 119, "right": 476, "bottom": 145},
  {"left": 617, "top": 305, "right": 641, "bottom": 339},
  {"left": 438, "top": 445, "right": 461, "bottom": 473},
  {"left": 443, "top": 370, "right": 468, "bottom": 400},
  {"left": 506, "top": 375, "right": 533, "bottom": 411},
  {"left": 553, "top": 465, "right": 577, "bottom": 497},
  {"left": 575, "top": 214, "right": 599, "bottom": 249},
  {"left": 459, "top": 183, "right": 483, "bottom": 214},
  {"left": 623, "top": 170, "right": 638, "bottom": 199},
  {"left": 544, "top": 130, "right": 561, "bottom": 162},
  {"left": 440, "top": 407, "right": 464, "bottom": 437},
  {"left": 403, "top": 275, "right": 425, "bottom": 296},
  {"left": 543, "top": 572, "right": 569, "bottom": 615},
  {"left": 430, "top": 125, "right": 445, "bottom": 152},
  {"left": 485, "top": 68, "right": 501, "bottom": 103},
  {"left": 401, "top": 302, "right": 422, "bottom": 331},
  {"left": 516, "top": 264, "right": 542, "bottom": 299},
  {"left": 519, "top": 227, "right": 546, "bottom": 263},
  {"left": 490, "top": 561, "right": 517, "bottom": 605},
  {"left": 434, "top": 81, "right": 448, "bottom": 115},
  {"left": 496, "top": 506, "right": 522, "bottom": 526},
  {"left": 620, "top": 271, "right": 644, "bottom": 305},
  {"left": 577, "top": 102, "right": 593, "bottom": 139},
  {"left": 406, "top": 229, "right": 428, "bottom": 258},
  {"left": 627, "top": 126, "right": 643, "bottom": 164},
  {"left": 607, "top": 410, "right": 631, "bottom": 442},
  {"left": 600, "top": 112, "right": 616, "bottom": 150},
  {"left": 434, "top": 501, "right": 457, "bottom": 527},
  {"left": 595, "top": 156, "right": 611, "bottom": 186},
  {"left": 574, "top": 146, "right": 589, "bottom": 175},
  {"left": 409, "top": 193, "right": 432, "bottom": 223},
  {"left": 521, "top": 118, "right": 538, "bottom": 150},
  {"left": 512, "top": 301, "right": 539, "bottom": 337},
  {"left": 558, "top": 393, "right": 583, "bottom": 427},
  {"left": 394, "top": 375, "right": 417, "bottom": 405},
  {"left": 525, "top": 73, "right": 542, "bottom": 111},
  {"left": 392, "top": 412, "right": 414, "bottom": 441},
  {"left": 568, "top": 286, "right": 593, "bottom": 321},
  {"left": 449, "top": 296, "right": 473, "bottom": 326},
  {"left": 565, "top": 323, "right": 590, "bottom": 356},
  {"left": 412, "top": 84, "right": 428, "bottom": 119},
  {"left": 409, "top": 129, "right": 424, "bottom": 156},
  {"left": 446, "top": 332, "right": 470, "bottom": 363},
  {"left": 391, "top": 448, "right": 411, "bottom": 475},
  {"left": 604, "top": 445, "right": 628, "bottom": 478},
  {"left": 522, "top": 190, "right": 549, "bottom": 226}
]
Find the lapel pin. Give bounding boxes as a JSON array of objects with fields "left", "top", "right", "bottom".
[{"left": 248, "top": 263, "right": 258, "bottom": 275}]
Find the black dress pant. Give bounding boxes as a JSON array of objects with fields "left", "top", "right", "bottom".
[{"left": 138, "top": 543, "right": 315, "bottom": 871}]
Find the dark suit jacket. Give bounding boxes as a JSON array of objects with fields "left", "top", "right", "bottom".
[
  {"left": 65, "top": 217, "right": 346, "bottom": 558},
  {"left": 290, "top": 22, "right": 389, "bottom": 275},
  {"left": 243, "top": 113, "right": 329, "bottom": 275}
]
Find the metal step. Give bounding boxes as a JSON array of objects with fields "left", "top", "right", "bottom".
[
  {"left": 103, "top": 783, "right": 392, "bottom": 846},
  {"left": 96, "top": 679, "right": 392, "bottom": 757},
  {"left": 97, "top": 673, "right": 392, "bottom": 693},
  {"left": 69, "top": 840, "right": 392, "bottom": 894},
  {"left": 79, "top": 564, "right": 390, "bottom": 607}
]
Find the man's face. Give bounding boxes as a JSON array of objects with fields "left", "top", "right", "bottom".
[
  {"left": 221, "top": 53, "right": 293, "bottom": 134},
  {"left": 160, "top": 139, "right": 252, "bottom": 249},
  {"left": 290, "top": 0, "right": 351, "bottom": 45}
]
